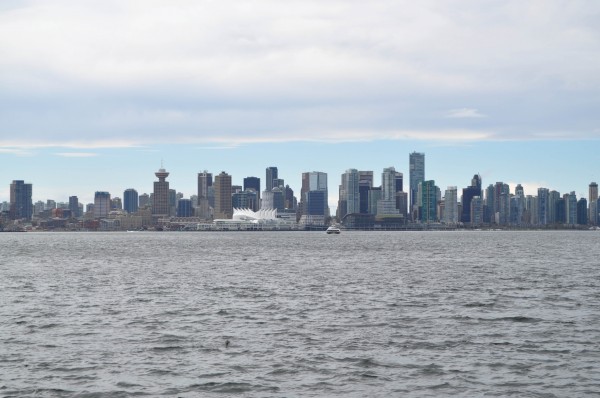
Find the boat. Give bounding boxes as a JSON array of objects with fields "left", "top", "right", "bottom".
[{"left": 326, "top": 226, "right": 341, "bottom": 234}]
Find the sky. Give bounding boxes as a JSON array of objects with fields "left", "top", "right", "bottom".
[{"left": 1, "top": 0, "right": 599, "bottom": 209}]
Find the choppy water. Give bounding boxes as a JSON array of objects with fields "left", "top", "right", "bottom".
[{"left": 1, "top": 231, "right": 599, "bottom": 397}]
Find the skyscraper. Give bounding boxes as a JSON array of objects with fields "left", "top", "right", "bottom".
[
  {"left": 300, "top": 171, "right": 329, "bottom": 217},
  {"left": 444, "top": 186, "right": 458, "bottom": 224},
  {"left": 266, "top": 167, "right": 278, "bottom": 192},
  {"left": 409, "top": 152, "right": 425, "bottom": 219},
  {"left": 359, "top": 171, "right": 373, "bottom": 214},
  {"left": 197, "top": 171, "right": 213, "bottom": 219},
  {"left": 9, "top": 180, "right": 33, "bottom": 220},
  {"left": 299, "top": 171, "right": 329, "bottom": 226},
  {"left": 338, "top": 169, "right": 359, "bottom": 219},
  {"left": 123, "top": 189, "right": 139, "bottom": 214},
  {"left": 69, "top": 196, "right": 79, "bottom": 218},
  {"left": 243, "top": 176, "right": 260, "bottom": 211},
  {"left": 93, "top": 191, "right": 111, "bottom": 218},
  {"left": 152, "top": 167, "right": 170, "bottom": 217},
  {"left": 420, "top": 180, "right": 437, "bottom": 223},
  {"left": 214, "top": 171, "right": 233, "bottom": 219},
  {"left": 589, "top": 182, "right": 598, "bottom": 225},
  {"left": 461, "top": 174, "right": 482, "bottom": 223},
  {"left": 537, "top": 188, "right": 550, "bottom": 225}
]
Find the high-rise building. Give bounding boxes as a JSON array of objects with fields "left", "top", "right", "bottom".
[
  {"left": 284, "top": 185, "right": 296, "bottom": 210},
  {"left": 537, "top": 188, "right": 550, "bottom": 225},
  {"left": 176, "top": 199, "right": 193, "bottom": 217},
  {"left": 214, "top": 171, "right": 233, "bottom": 219},
  {"left": 420, "top": 180, "right": 437, "bottom": 223},
  {"left": 513, "top": 184, "right": 526, "bottom": 225},
  {"left": 409, "top": 152, "right": 425, "bottom": 219},
  {"left": 589, "top": 182, "right": 598, "bottom": 225},
  {"left": 243, "top": 177, "right": 260, "bottom": 211},
  {"left": 9, "top": 180, "right": 33, "bottom": 220},
  {"left": 471, "top": 196, "right": 483, "bottom": 226},
  {"left": 266, "top": 167, "right": 278, "bottom": 192},
  {"left": 197, "top": 171, "right": 213, "bottom": 219},
  {"left": 123, "top": 189, "right": 139, "bottom": 214},
  {"left": 152, "top": 167, "right": 170, "bottom": 217},
  {"left": 340, "top": 169, "right": 360, "bottom": 218},
  {"left": 377, "top": 167, "right": 400, "bottom": 217},
  {"left": 111, "top": 197, "right": 122, "bottom": 210},
  {"left": 93, "top": 191, "right": 111, "bottom": 219},
  {"left": 444, "top": 186, "right": 458, "bottom": 224},
  {"left": 300, "top": 171, "right": 329, "bottom": 217},
  {"left": 139, "top": 193, "right": 150, "bottom": 208},
  {"left": 461, "top": 174, "right": 482, "bottom": 223},
  {"left": 577, "top": 198, "right": 588, "bottom": 225},
  {"left": 272, "top": 178, "right": 284, "bottom": 189},
  {"left": 69, "top": 196, "right": 79, "bottom": 218},
  {"left": 566, "top": 192, "right": 577, "bottom": 225}
]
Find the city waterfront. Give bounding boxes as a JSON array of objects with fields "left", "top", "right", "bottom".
[{"left": 1, "top": 231, "right": 599, "bottom": 396}]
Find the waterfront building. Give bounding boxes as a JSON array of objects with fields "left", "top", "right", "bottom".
[
  {"left": 409, "top": 152, "right": 425, "bottom": 219},
  {"left": 284, "top": 185, "right": 296, "bottom": 210},
  {"left": 461, "top": 174, "right": 482, "bottom": 223},
  {"left": 537, "top": 188, "right": 550, "bottom": 225},
  {"left": 358, "top": 171, "right": 373, "bottom": 214},
  {"left": 9, "top": 180, "right": 33, "bottom": 220},
  {"left": 261, "top": 187, "right": 285, "bottom": 211},
  {"left": 377, "top": 167, "right": 400, "bottom": 217},
  {"left": 214, "top": 171, "right": 233, "bottom": 219},
  {"left": 420, "top": 180, "right": 437, "bottom": 223},
  {"left": 555, "top": 197, "right": 566, "bottom": 224},
  {"left": 138, "top": 193, "right": 150, "bottom": 208},
  {"left": 152, "top": 167, "right": 170, "bottom": 217},
  {"left": 577, "top": 198, "right": 588, "bottom": 225},
  {"left": 111, "top": 197, "right": 122, "bottom": 210},
  {"left": 589, "top": 182, "right": 598, "bottom": 225},
  {"left": 232, "top": 189, "right": 258, "bottom": 210},
  {"left": 93, "top": 191, "right": 111, "bottom": 219},
  {"left": 69, "top": 196, "right": 79, "bottom": 218},
  {"left": 243, "top": 177, "right": 260, "bottom": 210},
  {"left": 470, "top": 196, "right": 483, "bottom": 226},
  {"left": 339, "top": 169, "right": 360, "bottom": 219},
  {"left": 566, "top": 192, "right": 577, "bottom": 225},
  {"left": 266, "top": 167, "right": 278, "bottom": 191},
  {"left": 123, "top": 189, "right": 138, "bottom": 214},
  {"left": 395, "top": 191, "right": 408, "bottom": 218},
  {"left": 299, "top": 171, "right": 329, "bottom": 220},
  {"left": 176, "top": 199, "right": 193, "bottom": 217},
  {"left": 197, "top": 171, "right": 213, "bottom": 220},
  {"left": 443, "top": 186, "right": 458, "bottom": 224},
  {"left": 548, "top": 190, "right": 561, "bottom": 225},
  {"left": 511, "top": 184, "right": 525, "bottom": 225}
]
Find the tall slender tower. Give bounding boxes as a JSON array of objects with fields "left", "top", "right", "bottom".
[
  {"left": 152, "top": 167, "right": 170, "bottom": 217},
  {"left": 589, "top": 182, "right": 598, "bottom": 225},
  {"left": 266, "top": 167, "right": 278, "bottom": 192},
  {"left": 409, "top": 152, "right": 425, "bottom": 219},
  {"left": 197, "top": 171, "right": 213, "bottom": 219},
  {"left": 214, "top": 171, "right": 233, "bottom": 219}
]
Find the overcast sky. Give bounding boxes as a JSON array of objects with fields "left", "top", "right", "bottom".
[{"left": 1, "top": 0, "right": 599, "bottom": 205}]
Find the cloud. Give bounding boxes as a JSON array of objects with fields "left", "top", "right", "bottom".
[
  {"left": 445, "top": 108, "right": 486, "bottom": 119},
  {"left": 0, "top": 1, "right": 599, "bottom": 146},
  {"left": 54, "top": 152, "right": 98, "bottom": 157}
]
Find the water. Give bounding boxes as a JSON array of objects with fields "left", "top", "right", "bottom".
[{"left": 1, "top": 231, "right": 599, "bottom": 397}]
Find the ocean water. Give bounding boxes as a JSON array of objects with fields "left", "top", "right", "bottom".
[{"left": 1, "top": 231, "right": 599, "bottom": 397}]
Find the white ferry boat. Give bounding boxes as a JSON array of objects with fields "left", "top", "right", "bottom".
[{"left": 326, "top": 226, "right": 341, "bottom": 234}]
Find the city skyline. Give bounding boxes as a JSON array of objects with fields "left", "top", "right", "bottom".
[
  {"left": 1, "top": 2, "right": 599, "bottom": 207},
  {"left": 1, "top": 145, "right": 600, "bottom": 212}
]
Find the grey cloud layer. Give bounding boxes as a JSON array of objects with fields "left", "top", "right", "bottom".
[{"left": 1, "top": 0, "right": 599, "bottom": 147}]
